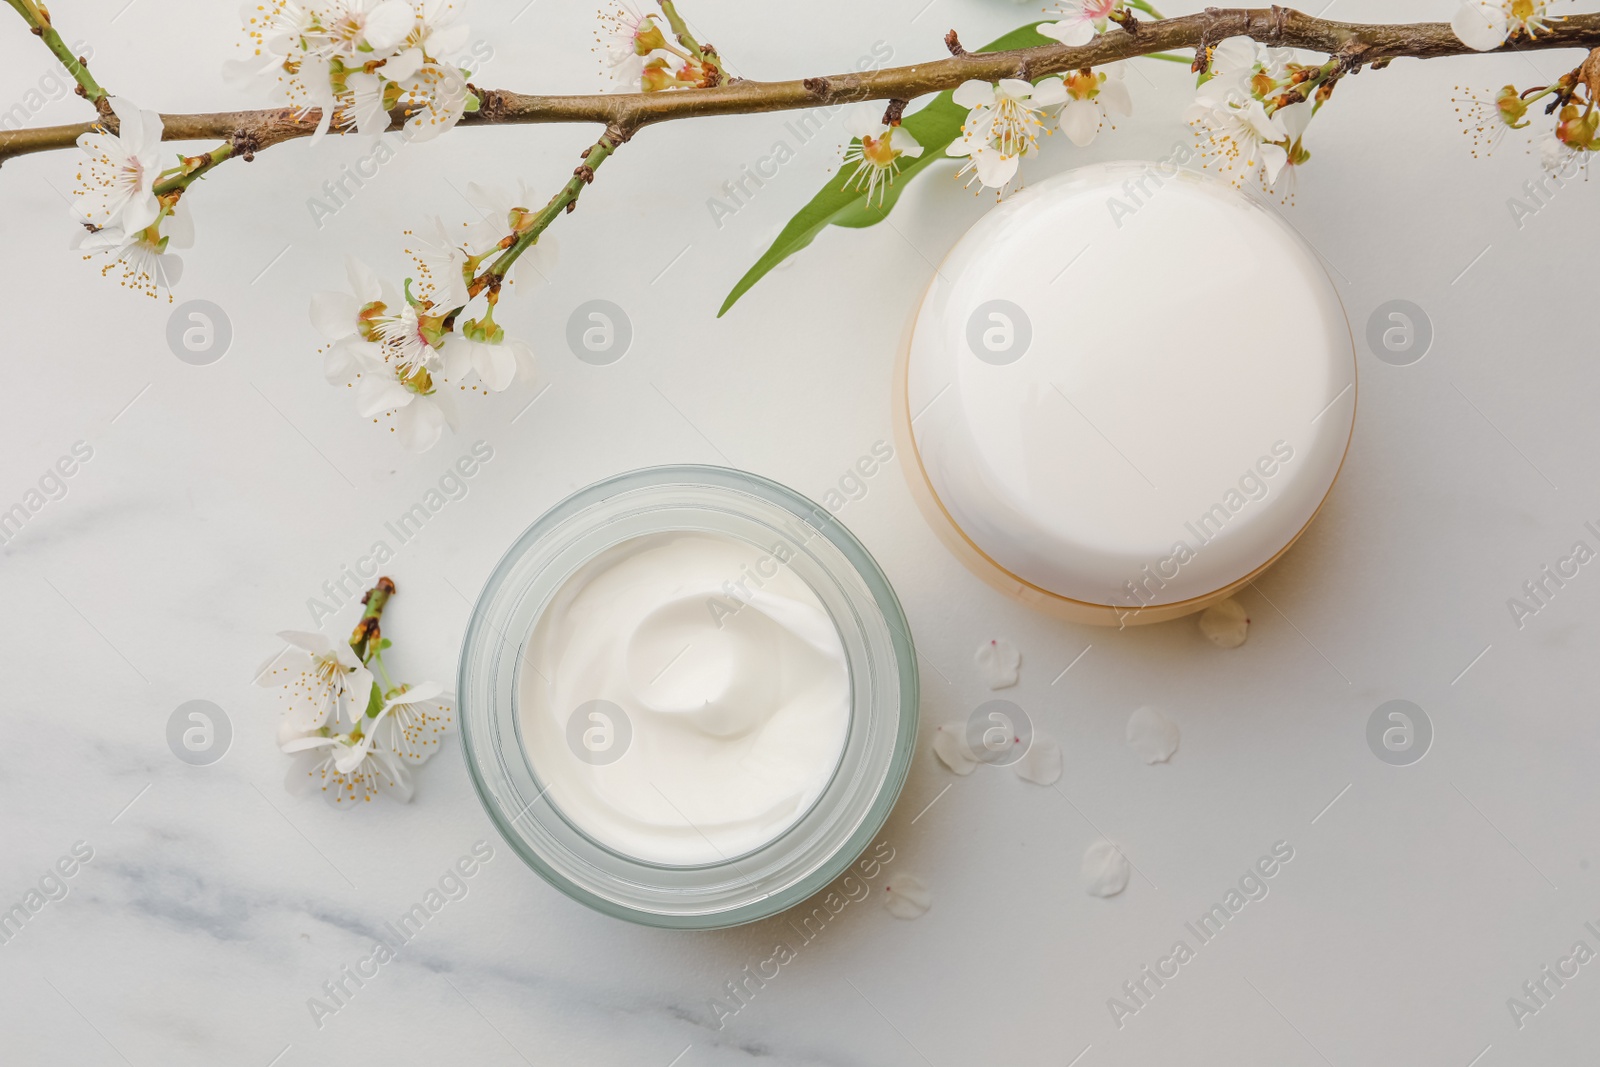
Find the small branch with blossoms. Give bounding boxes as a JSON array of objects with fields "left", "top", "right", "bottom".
[
  {"left": 2, "top": 0, "right": 1598, "bottom": 454},
  {"left": 255, "top": 578, "right": 457, "bottom": 806}
]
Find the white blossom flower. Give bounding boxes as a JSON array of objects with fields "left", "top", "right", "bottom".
[
  {"left": 73, "top": 202, "right": 192, "bottom": 301},
  {"left": 1206, "top": 35, "right": 1263, "bottom": 98},
  {"left": 1260, "top": 45, "right": 1298, "bottom": 83},
  {"left": 1186, "top": 34, "right": 1319, "bottom": 191},
  {"left": 255, "top": 630, "right": 376, "bottom": 732},
  {"left": 389, "top": 0, "right": 471, "bottom": 73},
  {"left": 283, "top": 729, "right": 413, "bottom": 805},
  {"left": 366, "top": 681, "right": 456, "bottom": 764},
  {"left": 311, "top": 255, "right": 392, "bottom": 385},
  {"left": 357, "top": 356, "right": 456, "bottom": 451},
  {"left": 304, "top": 55, "right": 346, "bottom": 144},
  {"left": 394, "top": 61, "right": 473, "bottom": 142},
  {"left": 946, "top": 77, "right": 1067, "bottom": 190},
  {"left": 1452, "top": 0, "right": 1560, "bottom": 52},
  {"left": 463, "top": 180, "right": 531, "bottom": 249},
  {"left": 226, "top": 2, "right": 343, "bottom": 141},
  {"left": 1203, "top": 35, "right": 1299, "bottom": 104},
  {"left": 462, "top": 182, "right": 560, "bottom": 285},
  {"left": 389, "top": 390, "right": 454, "bottom": 451},
  {"left": 72, "top": 98, "right": 164, "bottom": 232},
  {"left": 341, "top": 70, "right": 393, "bottom": 137},
  {"left": 1270, "top": 99, "right": 1315, "bottom": 200},
  {"left": 381, "top": 0, "right": 474, "bottom": 140},
  {"left": 1058, "top": 65, "right": 1132, "bottom": 147},
  {"left": 1546, "top": 102, "right": 1599, "bottom": 174},
  {"left": 1039, "top": 0, "right": 1121, "bottom": 47},
  {"left": 1185, "top": 92, "right": 1290, "bottom": 187},
  {"left": 405, "top": 218, "right": 471, "bottom": 311},
  {"left": 309, "top": 0, "right": 415, "bottom": 61},
  {"left": 1451, "top": 83, "right": 1533, "bottom": 157},
  {"left": 229, "top": 0, "right": 472, "bottom": 144},
  {"left": 840, "top": 102, "right": 924, "bottom": 206},
  {"left": 600, "top": 3, "right": 669, "bottom": 87},
  {"left": 225, "top": 0, "right": 315, "bottom": 85},
  {"left": 441, "top": 328, "right": 532, "bottom": 392},
  {"left": 370, "top": 300, "right": 441, "bottom": 373},
  {"left": 1542, "top": 133, "right": 1593, "bottom": 177},
  {"left": 326, "top": 266, "right": 462, "bottom": 452}
]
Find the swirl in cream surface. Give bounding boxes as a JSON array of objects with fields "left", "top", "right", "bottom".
[{"left": 519, "top": 531, "right": 851, "bottom": 866}]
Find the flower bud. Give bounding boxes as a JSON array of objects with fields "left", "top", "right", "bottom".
[
  {"left": 1555, "top": 103, "right": 1600, "bottom": 151},
  {"left": 634, "top": 17, "right": 668, "bottom": 55},
  {"left": 641, "top": 57, "right": 677, "bottom": 92},
  {"left": 1494, "top": 85, "right": 1529, "bottom": 129},
  {"left": 461, "top": 316, "right": 505, "bottom": 345}
]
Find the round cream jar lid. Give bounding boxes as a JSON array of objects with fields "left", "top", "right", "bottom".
[{"left": 902, "top": 162, "right": 1355, "bottom": 616}]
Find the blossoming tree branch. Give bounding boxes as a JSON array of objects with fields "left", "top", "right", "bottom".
[{"left": 4, "top": 0, "right": 1599, "bottom": 451}]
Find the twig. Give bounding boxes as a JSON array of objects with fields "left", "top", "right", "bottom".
[
  {"left": 4, "top": 9, "right": 1599, "bottom": 166},
  {"left": 474, "top": 126, "right": 627, "bottom": 293},
  {"left": 349, "top": 577, "right": 396, "bottom": 661},
  {"left": 658, "top": 0, "right": 725, "bottom": 84}
]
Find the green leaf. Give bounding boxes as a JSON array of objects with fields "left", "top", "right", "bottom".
[
  {"left": 718, "top": 22, "right": 1053, "bottom": 317},
  {"left": 363, "top": 681, "right": 384, "bottom": 719}
]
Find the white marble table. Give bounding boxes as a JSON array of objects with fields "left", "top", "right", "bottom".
[{"left": 3, "top": 1, "right": 1597, "bottom": 1063}]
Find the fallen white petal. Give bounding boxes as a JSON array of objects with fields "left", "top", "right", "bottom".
[
  {"left": 1013, "top": 731, "right": 1062, "bottom": 786},
  {"left": 1082, "top": 840, "right": 1131, "bottom": 898},
  {"left": 932, "top": 723, "right": 977, "bottom": 776},
  {"left": 975, "top": 639, "right": 1021, "bottom": 689},
  {"left": 1198, "top": 598, "right": 1250, "bottom": 649},
  {"left": 1127, "top": 706, "right": 1179, "bottom": 764},
  {"left": 883, "top": 874, "right": 932, "bottom": 919}
]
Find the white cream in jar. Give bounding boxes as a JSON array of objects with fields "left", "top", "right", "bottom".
[{"left": 518, "top": 530, "right": 851, "bottom": 866}]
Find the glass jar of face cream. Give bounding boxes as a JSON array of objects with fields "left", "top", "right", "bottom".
[{"left": 458, "top": 466, "right": 918, "bottom": 929}]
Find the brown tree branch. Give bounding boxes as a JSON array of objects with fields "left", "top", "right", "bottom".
[{"left": 3, "top": 7, "right": 1598, "bottom": 167}]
